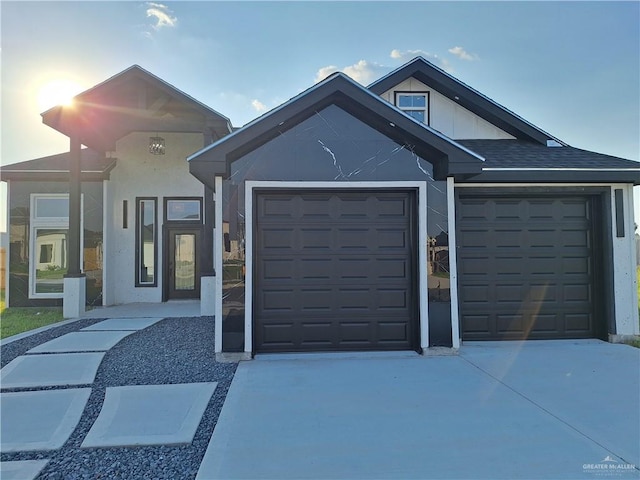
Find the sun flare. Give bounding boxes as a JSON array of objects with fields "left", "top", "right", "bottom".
[{"left": 37, "top": 79, "right": 84, "bottom": 111}]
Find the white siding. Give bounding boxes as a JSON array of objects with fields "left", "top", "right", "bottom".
[
  {"left": 104, "top": 132, "right": 205, "bottom": 305},
  {"left": 381, "top": 77, "right": 515, "bottom": 140}
]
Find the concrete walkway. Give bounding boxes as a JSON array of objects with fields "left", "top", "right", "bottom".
[
  {"left": 81, "top": 300, "right": 201, "bottom": 319},
  {"left": 0, "top": 311, "right": 216, "bottom": 480},
  {"left": 197, "top": 341, "right": 640, "bottom": 480}
]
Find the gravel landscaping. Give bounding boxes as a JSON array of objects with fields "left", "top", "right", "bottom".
[{"left": 0, "top": 316, "right": 238, "bottom": 479}]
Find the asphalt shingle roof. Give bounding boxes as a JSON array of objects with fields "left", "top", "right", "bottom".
[
  {"left": 458, "top": 139, "right": 640, "bottom": 170},
  {"left": 1, "top": 149, "right": 115, "bottom": 181}
]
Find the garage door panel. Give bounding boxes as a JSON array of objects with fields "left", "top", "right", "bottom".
[
  {"left": 561, "top": 229, "right": 590, "bottom": 248},
  {"left": 261, "top": 197, "right": 297, "bottom": 219},
  {"left": 563, "top": 257, "right": 590, "bottom": 275},
  {"left": 260, "top": 228, "right": 296, "bottom": 251},
  {"left": 564, "top": 284, "right": 590, "bottom": 302},
  {"left": 300, "top": 228, "right": 333, "bottom": 250},
  {"left": 299, "top": 196, "right": 333, "bottom": 217},
  {"left": 261, "top": 289, "right": 295, "bottom": 312},
  {"left": 458, "top": 195, "right": 598, "bottom": 341},
  {"left": 262, "top": 259, "right": 295, "bottom": 280},
  {"left": 463, "top": 315, "right": 492, "bottom": 336},
  {"left": 494, "top": 200, "right": 522, "bottom": 219},
  {"left": 528, "top": 200, "right": 557, "bottom": 219},
  {"left": 377, "top": 196, "right": 410, "bottom": 217},
  {"left": 298, "top": 258, "right": 332, "bottom": 280},
  {"left": 565, "top": 314, "right": 592, "bottom": 333},
  {"left": 255, "top": 190, "right": 416, "bottom": 352},
  {"left": 300, "top": 288, "right": 333, "bottom": 311},
  {"left": 261, "top": 322, "right": 297, "bottom": 346}
]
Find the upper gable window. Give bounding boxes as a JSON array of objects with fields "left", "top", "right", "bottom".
[{"left": 395, "top": 92, "right": 429, "bottom": 124}]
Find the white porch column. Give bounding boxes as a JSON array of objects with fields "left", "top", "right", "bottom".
[
  {"left": 214, "top": 176, "right": 224, "bottom": 353},
  {"left": 447, "top": 177, "right": 461, "bottom": 349},
  {"left": 63, "top": 276, "right": 86, "bottom": 318}
]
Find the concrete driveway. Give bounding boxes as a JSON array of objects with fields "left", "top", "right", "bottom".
[{"left": 197, "top": 340, "right": 640, "bottom": 480}]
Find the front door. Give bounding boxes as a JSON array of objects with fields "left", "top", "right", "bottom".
[{"left": 166, "top": 228, "right": 201, "bottom": 300}]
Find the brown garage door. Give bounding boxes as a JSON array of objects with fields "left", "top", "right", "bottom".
[
  {"left": 456, "top": 194, "right": 601, "bottom": 340},
  {"left": 254, "top": 190, "right": 417, "bottom": 353}
]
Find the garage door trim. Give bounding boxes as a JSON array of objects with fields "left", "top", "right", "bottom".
[{"left": 244, "top": 181, "right": 429, "bottom": 354}]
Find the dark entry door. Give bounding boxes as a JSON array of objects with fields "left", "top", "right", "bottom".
[{"left": 166, "top": 228, "right": 201, "bottom": 300}]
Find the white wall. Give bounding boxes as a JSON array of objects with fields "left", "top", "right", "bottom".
[
  {"left": 381, "top": 77, "right": 515, "bottom": 140},
  {"left": 611, "top": 184, "right": 639, "bottom": 335},
  {"left": 104, "top": 131, "right": 205, "bottom": 305}
]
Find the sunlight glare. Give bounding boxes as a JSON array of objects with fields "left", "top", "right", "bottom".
[{"left": 37, "top": 79, "right": 84, "bottom": 111}]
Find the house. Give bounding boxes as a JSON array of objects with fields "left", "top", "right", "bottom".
[
  {"left": 2, "top": 58, "right": 639, "bottom": 356},
  {"left": 1, "top": 65, "right": 231, "bottom": 312}
]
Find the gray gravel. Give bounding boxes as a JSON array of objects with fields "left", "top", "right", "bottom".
[{"left": 0, "top": 316, "right": 238, "bottom": 479}]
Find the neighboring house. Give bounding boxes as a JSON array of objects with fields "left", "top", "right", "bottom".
[{"left": 2, "top": 57, "right": 639, "bottom": 356}]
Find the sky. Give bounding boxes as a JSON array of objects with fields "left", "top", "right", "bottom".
[{"left": 1, "top": 1, "right": 639, "bottom": 231}]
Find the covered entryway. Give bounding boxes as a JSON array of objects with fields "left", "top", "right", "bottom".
[
  {"left": 253, "top": 189, "right": 418, "bottom": 353},
  {"left": 456, "top": 192, "right": 604, "bottom": 340}
]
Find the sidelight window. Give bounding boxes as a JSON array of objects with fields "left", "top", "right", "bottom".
[{"left": 136, "top": 198, "right": 157, "bottom": 286}]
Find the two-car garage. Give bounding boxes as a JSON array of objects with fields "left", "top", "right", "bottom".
[{"left": 251, "top": 188, "right": 606, "bottom": 353}]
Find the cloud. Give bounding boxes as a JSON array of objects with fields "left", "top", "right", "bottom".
[
  {"left": 146, "top": 2, "right": 177, "bottom": 30},
  {"left": 448, "top": 46, "right": 478, "bottom": 61},
  {"left": 315, "top": 65, "right": 339, "bottom": 83},
  {"left": 251, "top": 99, "right": 267, "bottom": 112},
  {"left": 390, "top": 49, "right": 453, "bottom": 73},
  {"left": 314, "top": 60, "right": 389, "bottom": 84}
]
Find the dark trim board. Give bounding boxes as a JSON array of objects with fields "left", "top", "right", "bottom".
[{"left": 455, "top": 187, "right": 610, "bottom": 341}]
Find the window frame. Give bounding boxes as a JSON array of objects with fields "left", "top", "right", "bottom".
[
  {"left": 28, "top": 194, "right": 83, "bottom": 299},
  {"left": 135, "top": 197, "right": 158, "bottom": 287},
  {"left": 394, "top": 91, "right": 430, "bottom": 125},
  {"left": 164, "top": 197, "right": 203, "bottom": 223}
]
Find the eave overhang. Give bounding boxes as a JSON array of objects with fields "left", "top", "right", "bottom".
[
  {"left": 0, "top": 152, "right": 116, "bottom": 182},
  {"left": 41, "top": 65, "right": 232, "bottom": 151},
  {"left": 189, "top": 73, "right": 484, "bottom": 189}
]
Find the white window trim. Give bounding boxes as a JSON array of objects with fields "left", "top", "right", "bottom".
[
  {"left": 29, "top": 194, "right": 83, "bottom": 299},
  {"left": 243, "top": 180, "right": 429, "bottom": 355},
  {"left": 395, "top": 92, "right": 429, "bottom": 125}
]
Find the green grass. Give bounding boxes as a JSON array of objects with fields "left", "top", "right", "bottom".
[{"left": 0, "top": 290, "right": 64, "bottom": 339}]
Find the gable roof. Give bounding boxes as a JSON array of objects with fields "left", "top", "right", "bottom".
[
  {"left": 368, "top": 57, "right": 564, "bottom": 146},
  {"left": 41, "top": 65, "right": 233, "bottom": 152},
  {"left": 457, "top": 139, "right": 640, "bottom": 184},
  {"left": 0, "top": 149, "right": 116, "bottom": 182},
  {"left": 189, "top": 72, "right": 485, "bottom": 188}
]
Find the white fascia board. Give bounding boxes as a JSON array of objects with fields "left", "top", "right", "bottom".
[{"left": 482, "top": 168, "right": 640, "bottom": 172}]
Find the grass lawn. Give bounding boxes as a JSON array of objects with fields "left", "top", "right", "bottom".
[{"left": 0, "top": 290, "right": 64, "bottom": 339}]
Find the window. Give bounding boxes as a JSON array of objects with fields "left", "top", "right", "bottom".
[
  {"left": 395, "top": 92, "right": 429, "bottom": 124},
  {"left": 29, "top": 194, "right": 82, "bottom": 298},
  {"left": 165, "top": 198, "right": 202, "bottom": 222},
  {"left": 136, "top": 198, "right": 157, "bottom": 286}
]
